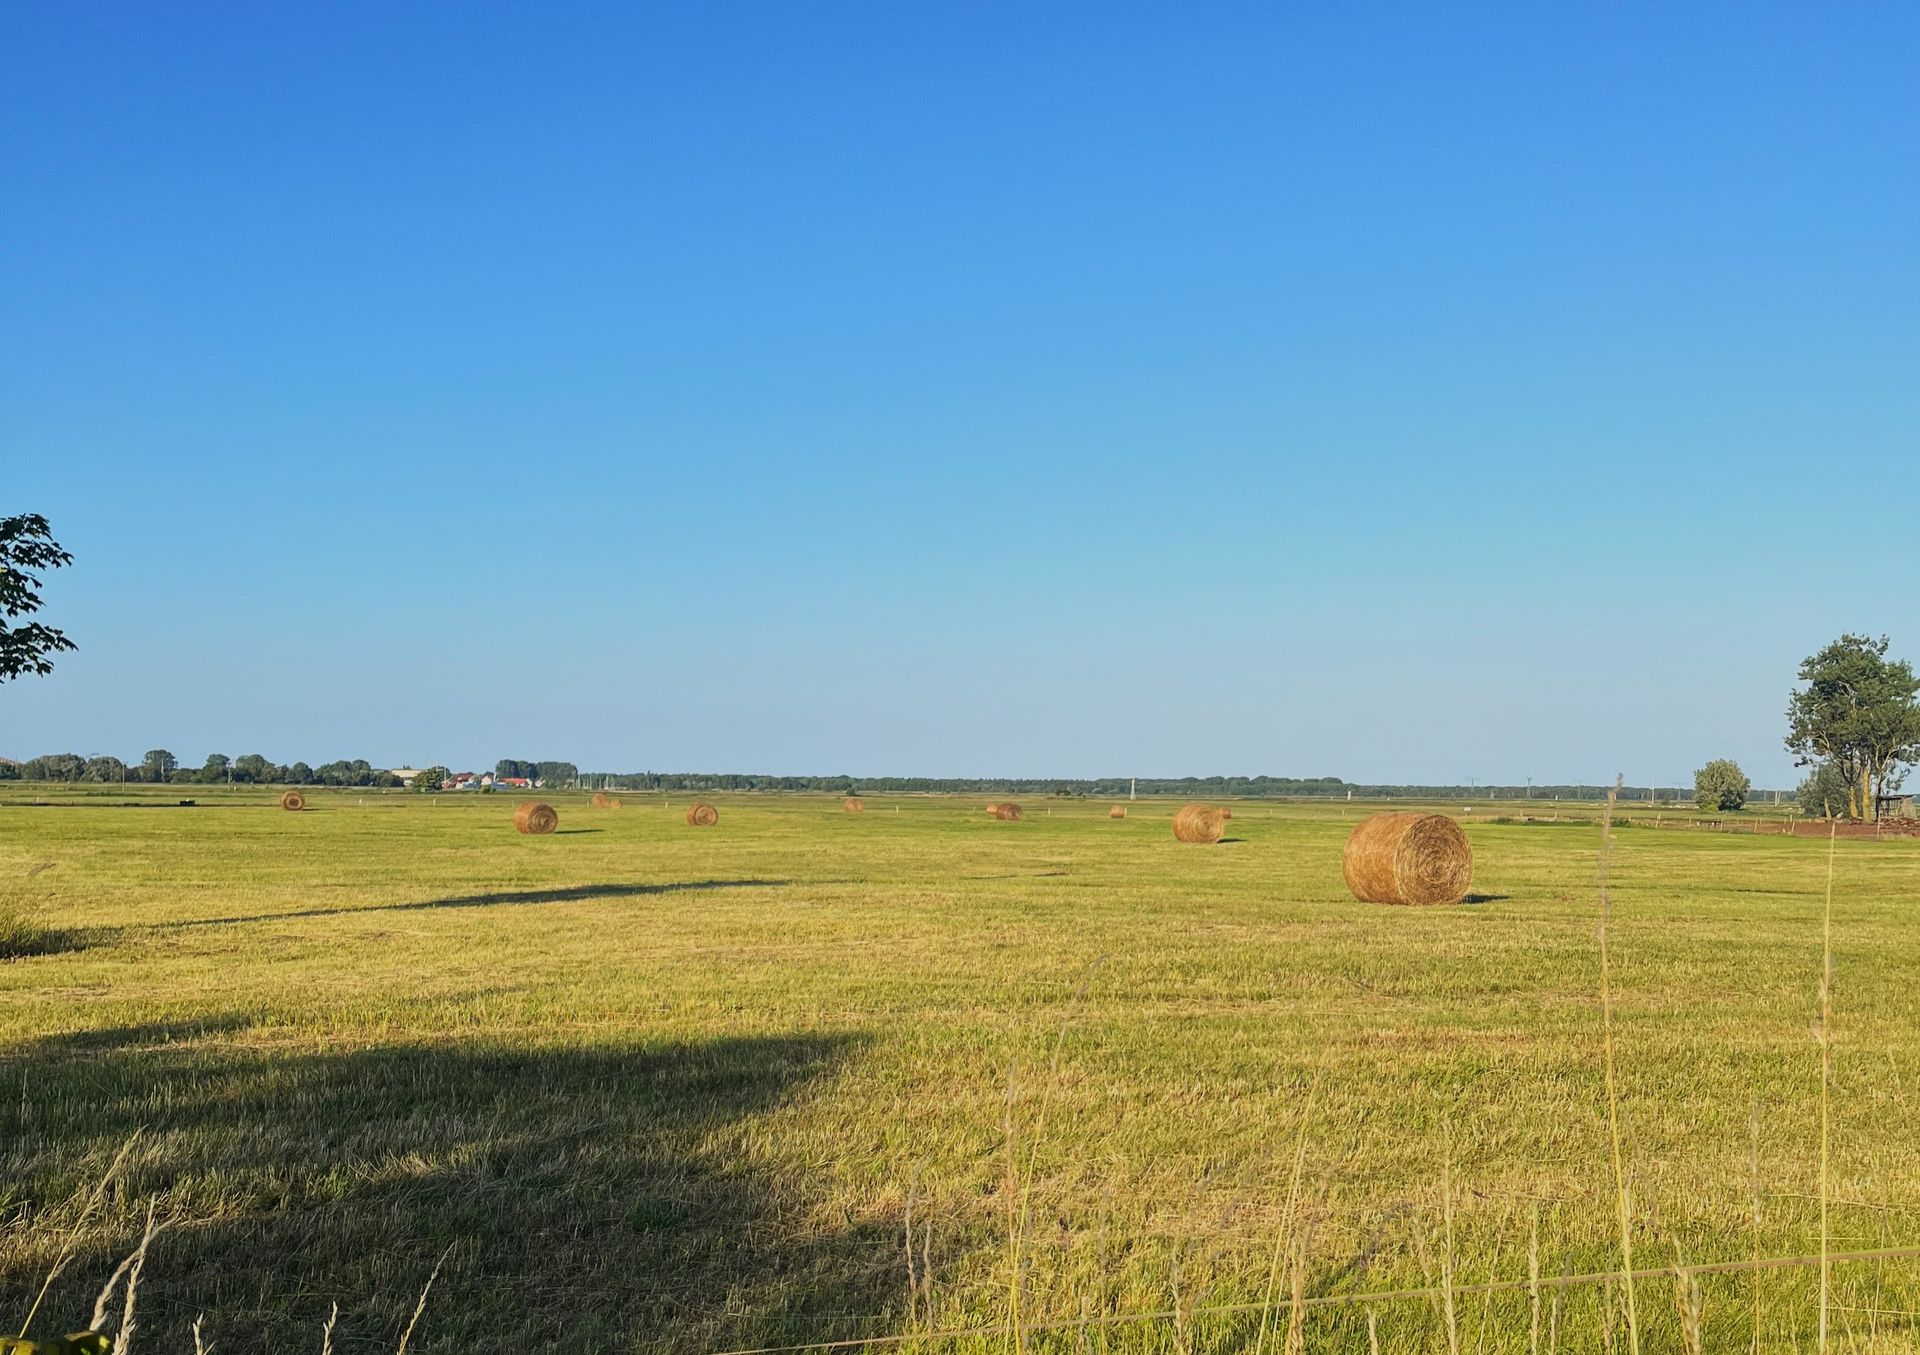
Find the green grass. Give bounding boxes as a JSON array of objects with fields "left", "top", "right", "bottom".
[{"left": 2, "top": 789, "right": 1917, "bottom": 1352}]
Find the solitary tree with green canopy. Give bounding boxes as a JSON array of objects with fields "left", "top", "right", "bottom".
[{"left": 1786, "top": 634, "right": 1920, "bottom": 820}]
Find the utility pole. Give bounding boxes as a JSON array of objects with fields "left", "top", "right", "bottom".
[{"left": 1129, "top": 777, "right": 1136, "bottom": 801}]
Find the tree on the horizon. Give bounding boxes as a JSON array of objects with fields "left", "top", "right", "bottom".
[
  {"left": 0, "top": 513, "right": 75, "bottom": 683},
  {"left": 1694, "top": 759, "right": 1750, "bottom": 811},
  {"left": 1786, "top": 634, "right": 1920, "bottom": 820},
  {"left": 142, "top": 749, "right": 177, "bottom": 779}
]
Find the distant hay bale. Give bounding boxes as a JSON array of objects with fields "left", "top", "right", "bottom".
[
  {"left": 1171, "top": 804, "right": 1229, "bottom": 843},
  {"left": 987, "top": 802, "right": 1023, "bottom": 821},
  {"left": 843, "top": 797, "right": 864, "bottom": 813},
  {"left": 1219, "top": 807, "right": 1233, "bottom": 819},
  {"left": 686, "top": 802, "right": 719, "bottom": 827},
  {"left": 1109, "top": 805, "right": 1127, "bottom": 819},
  {"left": 1341, "top": 812, "right": 1473, "bottom": 905},
  {"left": 514, "top": 801, "right": 559, "bottom": 835},
  {"left": 590, "top": 792, "right": 621, "bottom": 809},
  {"left": 278, "top": 790, "right": 305, "bottom": 812}
]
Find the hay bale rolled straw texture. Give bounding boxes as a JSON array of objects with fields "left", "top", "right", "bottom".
[
  {"left": 1171, "top": 804, "right": 1229, "bottom": 844},
  {"left": 843, "top": 797, "right": 864, "bottom": 813},
  {"left": 986, "top": 802, "right": 1024, "bottom": 821},
  {"left": 514, "top": 801, "right": 559, "bottom": 835},
  {"left": 1109, "top": 805, "right": 1127, "bottom": 819},
  {"left": 686, "top": 803, "right": 719, "bottom": 827},
  {"left": 278, "top": 790, "right": 305, "bottom": 812},
  {"left": 590, "top": 792, "right": 622, "bottom": 809},
  {"left": 1341, "top": 812, "right": 1473, "bottom": 905}
]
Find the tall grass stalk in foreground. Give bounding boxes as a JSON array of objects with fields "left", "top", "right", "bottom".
[
  {"left": 16, "top": 1130, "right": 143, "bottom": 1341},
  {"left": 1006, "top": 967, "right": 1100, "bottom": 1354},
  {"left": 1252, "top": 1076, "right": 1318, "bottom": 1355},
  {"left": 1817, "top": 819, "right": 1836, "bottom": 1354},
  {"left": 1596, "top": 779, "right": 1640, "bottom": 1355}
]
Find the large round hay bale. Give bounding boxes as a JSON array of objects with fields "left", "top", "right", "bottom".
[
  {"left": 987, "top": 802, "right": 1023, "bottom": 821},
  {"left": 1172, "top": 804, "right": 1229, "bottom": 843},
  {"left": 279, "top": 790, "right": 306, "bottom": 812},
  {"left": 843, "top": 797, "right": 864, "bottom": 813},
  {"left": 1342, "top": 812, "right": 1473, "bottom": 905},
  {"left": 1109, "top": 805, "right": 1127, "bottom": 819},
  {"left": 686, "top": 802, "right": 719, "bottom": 827},
  {"left": 590, "top": 792, "right": 621, "bottom": 809},
  {"left": 514, "top": 801, "right": 559, "bottom": 835}
]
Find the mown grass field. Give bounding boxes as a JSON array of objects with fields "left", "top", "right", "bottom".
[{"left": 2, "top": 789, "right": 1918, "bottom": 1353}]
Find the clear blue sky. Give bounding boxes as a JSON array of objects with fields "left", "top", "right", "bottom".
[{"left": 4, "top": 3, "right": 1915, "bottom": 784}]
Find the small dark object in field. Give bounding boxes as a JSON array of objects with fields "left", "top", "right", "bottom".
[
  {"left": 1171, "top": 804, "right": 1228, "bottom": 843},
  {"left": 279, "top": 790, "right": 305, "bottom": 812},
  {"left": 843, "top": 797, "right": 864, "bottom": 813},
  {"left": 1342, "top": 812, "right": 1473, "bottom": 905},
  {"left": 986, "top": 802, "right": 1023, "bottom": 821},
  {"left": 686, "top": 803, "right": 719, "bottom": 827},
  {"left": 1109, "top": 805, "right": 1127, "bottom": 819},
  {"left": 590, "top": 792, "right": 621, "bottom": 809},
  {"left": 514, "top": 801, "right": 559, "bottom": 835}
]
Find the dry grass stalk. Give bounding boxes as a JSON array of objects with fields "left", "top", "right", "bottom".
[
  {"left": 1253, "top": 1077, "right": 1318, "bottom": 1355},
  {"left": 110, "top": 1202, "right": 163, "bottom": 1355},
  {"left": 1818, "top": 817, "right": 1837, "bottom": 1354},
  {"left": 17, "top": 1130, "right": 143, "bottom": 1342},
  {"left": 319, "top": 1301, "right": 339, "bottom": 1355},
  {"left": 395, "top": 1243, "right": 455, "bottom": 1355},
  {"left": 1171, "top": 805, "right": 1229, "bottom": 844},
  {"left": 512, "top": 801, "right": 558, "bottom": 835},
  {"left": 1340, "top": 813, "right": 1472, "bottom": 904},
  {"left": 1528, "top": 1204, "right": 1542, "bottom": 1355},
  {"left": 1596, "top": 778, "right": 1641, "bottom": 1355},
  {"left": 686, "top": 802, "right": 719, "bottom": 827},
  {"left": 1749, "top": 1107, "right": 1763, "bottom": 1354}
]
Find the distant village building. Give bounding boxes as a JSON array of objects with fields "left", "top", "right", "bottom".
[
  {"left": 1878, "top": 793, "right": 1917, "bottom": 821},
  {"left": 389, "top": 768, "right": 427, "bottom": 787}
]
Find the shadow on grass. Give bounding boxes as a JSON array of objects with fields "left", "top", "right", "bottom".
[
  {"left": 151, "top": 879, "right": 795, "bottom": 930},
  {"left": 1460, "top": 893, "right": 1511, "bottom": 905},
  {"left": 0, "top": 1027, "right": 897, "bottom": 1354}
]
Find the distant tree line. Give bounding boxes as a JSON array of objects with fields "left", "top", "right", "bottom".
[
  {"left": 564, "top": 771, "right": 1729, "bottom": 800},
  {"left": 0, "top": 750, "right": 406, "bottom": 787}
]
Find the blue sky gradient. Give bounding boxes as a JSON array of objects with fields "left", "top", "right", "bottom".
[{"left": 5, "top": 3, "right": 1916, "bottom": 783}]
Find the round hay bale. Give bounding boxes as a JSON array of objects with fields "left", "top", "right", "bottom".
[
  {"left": 279, "top": 790, "right": 306, "bottom": 812},
  {"left": 1342, "top": 812, "right": 1473, "bottom": 905},
  {"left": 843, "top": 797, "right": 864, "bottom": 813},
  {"left": 1172, "top": 804, "right": 1228, "bottom": 843},
  {"left": 987, "top": 802, "right": 1023, "bottom": 821},
  {"left": 1219, "top": 807, "right": 1233, "bottom": 819},
  {"left": 686, "top": 802, "right": 719, "bottom": 827},
  {"left": 1109, "top": 805, "right": 1127, "bottom": 819},
  {"left": 514, "top": 801, "right": 559, "bottom": 835},
  {"left": 590, "top": 792, "right": 621, "bottom": 809}
]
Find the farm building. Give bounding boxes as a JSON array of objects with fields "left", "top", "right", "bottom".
[{"left": 1878, "top": 793, "right": 1917, "bottom": 821}]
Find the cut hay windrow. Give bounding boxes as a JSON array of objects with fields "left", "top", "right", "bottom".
[
  {"left": 1109, "top": 805, "right": 1127, "bottom": 819},
  {"left": 686, "top": 803, "right": 719, "bottom": 827},
  {"left": 278, "top": 790, "right": 305, "bottom": 812},
  {"left": 986, "top": 802, "right": 1023, "bottom": 821},
  {"left": 513, "top": 801, "right": 559, "bottom": 835},
  {"left": 1171, "top": 804, "right": 1228, "bottom": 843},
  {"left": 843, "top": 797, "right": 864, "bottom": 813},
  {"left": 1342, "top": 812, "right": 1473, "bottom": 905},
  {"left": 590, "top": 792, "right": 621, "bottom": 809}
]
